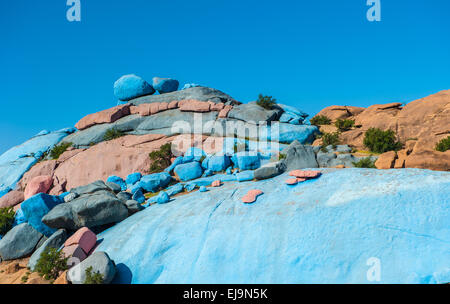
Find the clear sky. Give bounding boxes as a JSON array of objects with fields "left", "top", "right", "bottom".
[{"left": 1, "top": 0, "right": 449, "bottom": 154}]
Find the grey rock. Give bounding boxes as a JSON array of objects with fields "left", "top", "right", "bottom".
[
  {"left": 42, "top": 191, "right": 128, "bottom": 231},
  {"left": 106, "top": 182, "right": 121, "bottom": 194},
  {"left": 67, "top": 251, "right": 117, "bottom": 284},
  {"left": 320, "top": 145, "right": 352, "bottom": 154},
  {"left": 254, "top": 161, "right": 286, "bottom": 180},
  {"left": 28, "top": 229, "right": 67, "bottom": 271},
  {"left": 70, "top": 180, "right": 111, "bottom": 196},
  {"left": 116, "top": 191, "right": 132, "bottom": 203},
  {"left": 64, "top": 192, "right": 78, "bottom": 203},
  {"left": 129, "top": 86, "right": 238, "bottom": 106},
  {"left": 329, "top": 154, "right": 359, "bottom": 168},
  {"left": 125, "top": 200, "right": 144, "bottom": 215},
  {"left": 312, "top": 146, "right": 322, "bottom": 154},
  {"left": 0, "top": 223, "right": 44, "bottom": 261},
  {"left": 317, "top": 151, "right": 337, "bottom": 168},
  {"left": 281, "top": 140, "right": 318, "bottom": 170},
  {"left": 228, "top": 102, "right": 282, "bottom": 124}
]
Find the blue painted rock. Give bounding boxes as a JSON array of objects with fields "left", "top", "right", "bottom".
[
  {"left": 107, "top": 176, "right": 127, "bottom": 191},
  {"left": 199, "top": 186, "right": 208, "bottom": 192},
  {"left": 114, "top": 74, "right": 155, "bottom": 101},
  {"left": 138, "top": 173, "right": 172, "bottom": 193},
  {"left": 156, "top": 191, "right": 170, "bottom": 204},
  {"left": 152, "top": 77, "right": 179, "bottom": 94},
  {"left": 207, "top": 155, "right": 231, "bottom": 172},
  {"left": 126, "top": 172, "right": 142, "bottom": 186},
  {"left": 132, "top": 188, "right": 146, "bottom": 204},
  {"left": 174, "top": 162, "right": 203, "bottom": 182},
  {"left": 231, "top": 152, "right": 260, "bottom": 171},
  {"left": 96, "top": 169, "right": 450, "bottom": 284},
  {"left": 21, "top": 193, "right": 64, "bottom": 237},
  {"left": 183, "top": 147, "right": 207, "bottom": 163}
]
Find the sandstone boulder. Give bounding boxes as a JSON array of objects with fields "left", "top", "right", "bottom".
[
  {"left": 0, "top": 190, "right": 24, "bottom": 208},
  {"left": 24, "top": 175, "right": 53, "bottom": 200},
  {"left": 75, "top": 104, "right": 131, "bottom": 130},
  {"left": 375, "top": 151, "right": 397, "bottom": 169}
]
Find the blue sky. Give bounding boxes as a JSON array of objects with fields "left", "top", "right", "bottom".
[{"left": 1, "top": 0, "right": 449, "bottom": 154}]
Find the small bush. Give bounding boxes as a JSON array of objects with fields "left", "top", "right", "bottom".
[
  {"left": 435, "top": 136, "right": 450, "bottom": 152},
  {"left": 103, "top": 128, "right": 125, "bottom": 141},
  {"left": 352, "top": 157, "right": 376, "bottom": 168},
  {"left": 335, "top": 119, "right": 355, "bottom": 132},
  {"left": 35, "top": 247, "right": 68, "bottom": 281},
  {"left": 363, "top": 128, "right": 402, "bottom": 154},
  {"left": 84, "top": 266, "right": 104, "bottom": 284},
  {"left": 49, "top": 142, "right": 72, "bottom": 160},
  {"left": 320, "top": 132, "right": 340, "bottom": 152},
  {"left": 310, "top": 115, "right": 331, "bottom": 126},
  {"left": 256, "top": 94, "right": 276, "bottom": 110},
  {"left": 149, "top": 143, "right": 173, "bottom": 173},
  {"left": 0, "top": 207, "right": 15, "bottom": 235}
]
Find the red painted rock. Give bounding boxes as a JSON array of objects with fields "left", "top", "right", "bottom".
[
  {"left": 24, "top": 175, "right": 53, "bottom": 199},
  {"left": 150, "top": 102, "right": 161, "bottom": 115},
  {"left": 18, "top": 160, "right": 57, "bottom": 190},
  {"left": 241, "top": 189, "right": 264, "bottom": 204},
  {"left": 75, "top": 104, "right": 131, "bottom": 130},
  {"left": 289, "top": 170, "right": 321, "bottom": 179},
  {"left": 210, "top": 103, "right": 225, "bottom": 111},
  {"left": 179, "top": 99, "right": 211, "bottom": 112},
  {"left": 211, "top": 180, "right": 222, "bottom": 187},
  {"left": 158, "top": 102, "right": 169, "bottom": 112},
  {"left": 64, "top": 227, "right": 97, "bottom": 255},
  {"left": 62, "top": 244, "right": 87, "bottom": 262},
  {"left": 285, "top": 178, "right": 299, "bottom": 185},
  {"left": 0, "top": 190, "right": 24, "bottom": 208}
]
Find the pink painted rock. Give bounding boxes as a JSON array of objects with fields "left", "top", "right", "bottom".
[
  {"left": 218, "top": 105, "right": 233, "bottom": 118},
  {"left": 64, "top": 227, "right": 97, "bottom": 255},
  {"left": 129, "top": 105, "right": 140, "bottom": 115},
  {"left": 62, "top": 244, "right": 87, "bottom": 262},
  {"left": 179, "top": 99, "right": 211, "bottom": 112},
  {"left": 24, "top": 175, "right": 53, "bottom": 199},
  {"left": 289, "top": 170, "right": 322, "bottom": 179},
  {"left": 211, "top": 180, "right": 222, "bottom": 187},
  {"left": 285, "top": 178, "right": 299, "bottom": 185},
  {"left": 241, "top": 189, "right": 264, "bottom": 204},
  {"left": 150, "top": 102, "right": 161, "bottom": 115},
  {"left": 75, "top": 104, "right": 131, "bottom": 130},
  {"left": 18, "top": 160, "right": 57, "bottom": 190},
  {"left": 210, "top": 103, "right": 225, "bottom": 111},
  {"left": 168, "top": 100, "right": 179, "bottom": 109},
  {"left": 0, "top": 190, "right": 24, "bottom": 208},
  {"left": 158, "top": 102, "right": 169, "bottom": 112},
  {"left": 56, "top": 149, "right": 85, "bottom": 163}
]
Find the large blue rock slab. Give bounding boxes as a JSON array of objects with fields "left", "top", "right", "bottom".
[
  {"left": 174, "top": 162, "right": 203, "bottom": 182},
  {"left": 114, "top": 74, "right": 155, "bottom": 101},
  {"left": 231, "top": 152, "right": 260, "bottom": 171},
  {"left": 138, "top": 172, "right": 172, "bottom": 193},
  {"left": 152, "top": 77, "right": 179, "bottom": 94},
  {"left": 96, "top": 169, "right": 450, "bottom": 284}
]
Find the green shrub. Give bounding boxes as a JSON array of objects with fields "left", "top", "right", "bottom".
[
  {"left": 84, "top": 266, "right": 104, "bottom": 284},
  {"left": 149, "top": 143, "right": 173, "bottom": 173},
  {"left": 320, "top": 132, "right": 340, "bottom": 152},
  {"left": 35, "top": 247, "right": 68, "bottom": 280},
  {"left": 435, "top": 136, "right": 450, "bottom": 152},
  {"left": 335, "top": 119, "right": 355, "bottom": 132},
  {"left": 103, "top": 128, "right": 125, "bottom": 141},
  {"left": 352, "top": 157, "right": 376, "bottom": 168},
  {"left": 310, "top": 115, "right": 331, "bottom": 126},
  {"left": 49, "top": 142, "right": 72, "bottom": 160},
  {"left": 0, "top": 207, "right": 15, "bottom": 235},
  {"left": 256, "top": 94, "right": 276, "bottom": 110},
  {"left": 363, "top": 128, "right": 402, "bottom": 154}
]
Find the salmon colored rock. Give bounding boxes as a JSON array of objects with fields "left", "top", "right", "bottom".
[
  {"left": 53, "top": 271, "right": 68, "bottom": 284},
  {"left": 314, "top": 105, "right": 365, "bottom": 121},
  {"left": 210, "top": 102, "right": 225, "bottom": 111},
  {"left": 158, "top": 102, "right": 169, "bottom": 111},
  {"left": 241, "top": 189, "right": 263, "bottom": 204},
  {"left": 218, "top": 105, "right": 233, "bottom": 118},
  {"left": 285, "top": 178, "right": 299, "bottom": 185},
  {"left": 0, "top": 190, "right": 24, "bottom": 208},
  {"left": 62, "top": 244, "right": 87, "bottom": 262},
  {"left": 24, "top": 175, "right": 53, "bottom": 199},
  {"left": 168, "top": 100, "right": 179, "bottom": 109},
  {"left": 179, "top": 99, "right": 211, "bottom": 112},
  {"left": 289, "top": 170, "right": 321, "bottom": 178},
  {"left": 212, "top": 180, "right": 222, "bottom": 187},
  {"left": 75, "top": 104, "right": 131, "bottom": 130},
  {"left": 18, "top": 160, "right": 57, "bottom": 190},
  {"left": 150, "top": 102, "right": 161, "bottom": 115},
  {"left": 375, "top": 151, "right": 397, "bottom": 169},
  {"left": 64, "top": 227, "right": 97, "bottom": 255}
]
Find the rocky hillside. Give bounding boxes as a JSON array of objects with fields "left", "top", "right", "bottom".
[{"left": 0, "top": 75, "right": 449, "bottom": 284}]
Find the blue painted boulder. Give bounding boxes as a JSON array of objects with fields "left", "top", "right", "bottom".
[
  {"left": 174, "top": 162, "right": 203, "bottom": 182},
  {"left": 156, "top": 191, "right": 170, "bottom": 204},
  {"left": 152, "top": 77, "right": 179, "bottom": 94},
  {"left": 107, "top": 176, "right": 127, "bottom": 191},
  {"left": 13, "top": 208, "right": 26, "bottom": 227},
  {"left": 199, "top": 186, "right": 208, "bottom": 192},
  {"left": 183, "top": 147, "right": 207, "bottom": 163},
  {"left": 21, "top": 193, "right": 64, "bottom": 237},
  {"left": 270, "top": 123, "right": 319, "bottom": 144},
  {"left": 114, "top": 74, "right": 155, "bottom": 101},
  {"left": 182, "top": 83, "right": 200, "bottom": 90},
  {"left": 278, "top": 104, "right": 309, "bottom": 125},
  {"left": 126, "top": 173, "right": 142, "bottom": 186},
  {"left": 132, "top": 188, "right": 146, "bottom": 204},
  {"left": 139, "top": 172, "right": 172, "bottom": 193},
  {"left": 97, "top": 169, "right": 450, "bottom": 284},
  {"left": 231, "top": 152, "right": 260, "bottom": 171},
  {"left": 235, "top": 171, "right": 255, "bottom": 182},
  {"left": 164, "top": 156, "right": 184, "bottom": 173},
  {"left": 207, "top": 155, "right": 231, "bottom": 172},
  {"left": 166, "top": 184, "right": 184, "bottom": 197}
]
